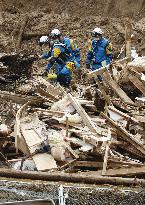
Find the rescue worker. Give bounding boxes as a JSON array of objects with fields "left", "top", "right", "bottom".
[
  {"left": 44, "top": 29, "right": 80, "bottom": 87},
  {"left": 50, "top": 29, "right": 80, "bottom": 68},
  {"left": 86, "top": 27, "right": 113, "bottom": 71},
  {"left": 39, "top": 35, "right": 53, "bottom": 59}
]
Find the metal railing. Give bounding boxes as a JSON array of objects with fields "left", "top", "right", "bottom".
[{"left": 0, "top": 180, "right": 144, "bottom": 205}]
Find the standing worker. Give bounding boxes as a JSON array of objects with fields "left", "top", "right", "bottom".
[{"left": 86, "top": 27, "right": 113, "bottom": 73}]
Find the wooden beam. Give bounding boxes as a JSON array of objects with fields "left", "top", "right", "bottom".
[
  {"left": 33, "top": 108, "right": 65, "bottom": 117},
  {"left": 64, "top": 142, "right": 79, "bottom": 159},
  {"left": 116, "top": 57, "right": 130, "bottom": 64},
  {"left": 68, "top": 93, "right": 98, "bottom": 134},
  {"left": 70, "top": 160, "right": 141, "bottom": 169},
  {"left": 101, "top": 112, "right": 145, "bottom": 155},
  {"left": 103, "top": 71, "right": 134, "bottom": 105}
]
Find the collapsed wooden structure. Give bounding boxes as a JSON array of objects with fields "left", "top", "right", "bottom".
[{"left": 1, "top": 54, "right": 145, "bottom": 186}]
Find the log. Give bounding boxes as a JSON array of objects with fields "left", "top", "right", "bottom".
[
  {"left": 22, "top": 32, "right": 49, "bottom": 40},
  {"left": 0, "top": 168, "right": 145, "bottom": 186}
]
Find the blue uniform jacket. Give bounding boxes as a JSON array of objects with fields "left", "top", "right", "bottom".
[{"left": 86, "top": 37, "right": 113, "bottom": 70}]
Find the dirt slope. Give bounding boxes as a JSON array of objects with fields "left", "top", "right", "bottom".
[
  {"left": 1, "top": 0, "right": 145, "bottom": 17},
  {"left": 1, "top": 0, "right": 145, "bottom": 60}
]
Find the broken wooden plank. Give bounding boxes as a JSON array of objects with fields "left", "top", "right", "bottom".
[
  {"left": 32, "top": 153, "right": 57, "bottom": 171},
  {"left": 101, "top": 112, "right": 145, "bottom": 155},
  {"left": 128, "top": 61, "right": 145, "bottom": 73},
  {"left": 134, "top": 115, "right": 145, "bottom": 123},
  {"left": 104, "top": 164, "right": 145, "bottom": 177},
  {"left": 14, "top": 101, "right": 31, "bottom": 154},
  {"left": 64, "top": 142, "right": 79, "bottom": 159},
  {"left": 68, "top": 93, "right": 98, "bottom": 134},
  {"left": 73, "top": 160, "right": 142, "bottom": 169},
  {"left": 20, "top": 116, "right": 57, "bottom": 171},
  {"left": 94, "top": 77, "right": 112, "bottom": 105},
  {"left": 58, "top": 159, "right": 77, "bottom": 171},
  {"left": 0, "top": 91, "right": 43, "bottom": 104},
  {"left": 129, "top": 75, "right": 145, "bottom": 96},
  {"left": 125, "top": 23, "right": 132, "bottom": 61},
  {"left": 103, "top": 71, "right": 134, "bottom": 105},
  {"left": 102, "top": 128, "right": 111, "bottom": 175},
  {"left": 33, "top": 108, "right": 65, "bottom": 117},
  {"left": 37, "top": 77, "right": 63, "bottom": 97},
  {"left": 108, "top": 106, "right": 140, "bottom": 125},
  {"left": 116, "top": 57, "right": 130, "bottom": 64},
  {"left": 87, "top": 66, "right": 108, "bottom": 78},
  {"left": 37, "top": 85, "right": 59, "bottom": 102}
]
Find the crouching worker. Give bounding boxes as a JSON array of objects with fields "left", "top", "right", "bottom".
[
  {"left": 45, "top": 29, "right": 79, "bottom": 87},
  {"left": 86, "top": 27, "right": 113, "bottom": 80},
  {"left": 57, "top": 61, "right": 75, "bottom": 87}
]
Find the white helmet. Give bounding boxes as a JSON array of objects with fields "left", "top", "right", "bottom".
[
  {"left": 39, "top": 36, "right": 49, "bottom": 43},
  {"left": 51, "top": 29, "right": 61, "bottom": 37},
  {"left": 92, "top": 27, "right": 103, "bottom": 35}
]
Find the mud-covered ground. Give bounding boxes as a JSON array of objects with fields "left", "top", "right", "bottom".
[{"left": 1, "top": 0, "right": 145, "bottom": 66}]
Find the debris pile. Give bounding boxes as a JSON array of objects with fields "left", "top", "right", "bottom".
[{"left": 1, "top": 53, "right": 145, "bottom": 181}]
